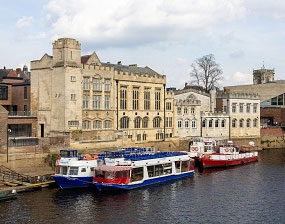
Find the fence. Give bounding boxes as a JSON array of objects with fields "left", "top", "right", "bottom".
[{"left": 8, "top": 137, "right": 38, "bottom": 147}]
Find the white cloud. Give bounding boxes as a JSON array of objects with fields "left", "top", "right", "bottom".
[
  {"left": 44, "top": 0, "right": 246, "bottom": 47},
  {"left": 226, "top": 72, "right": 252, "bottom": 85},
  {"left": 16, "top": 16, "right": 34, "bottom": 28}
]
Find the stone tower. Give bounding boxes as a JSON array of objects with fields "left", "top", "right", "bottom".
[{"left": 253, "top": 66, "right": 275, "bottom": 84}]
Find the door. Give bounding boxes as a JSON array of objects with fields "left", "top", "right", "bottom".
[{"left": 40, "top": 124, "right": 44, "bottom": 137}]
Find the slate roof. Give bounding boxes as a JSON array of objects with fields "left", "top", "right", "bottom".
[
  {"left": 81, "top": 55, "right": 91, "bottom": 64},
  {"left": 0, "top": 69, "right": 11, "bottom": 81}
]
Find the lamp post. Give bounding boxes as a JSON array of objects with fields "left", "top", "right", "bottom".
[{"left": 7, "top": 128, "right": 11, "bottom": 163}]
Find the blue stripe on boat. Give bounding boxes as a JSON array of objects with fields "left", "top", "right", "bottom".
[
  {"left": 53, "top": 176, "right": 93, "bottom": 189},
  {"left": 95, "top": 171, "right": 194, "bottom": 191}
]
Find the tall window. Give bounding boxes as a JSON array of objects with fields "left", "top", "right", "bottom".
[
  {"left": 93, "top": 78, "right": 101, "bottom": 91},
  {"left": 202, "top": 120, "right": 206, "bottom": 127},
  {"left": 246, "top": 119, "right": 251, "bottom": 128},
  {"left": 191, "top": 107, "right": 195, "bottom": 114},
  {"left": 104, "top": 120, "right": 111, "bottom": 129},
  {"left": 24, "top": 87, "right": 27, "bottom": 99},
  {"left": 239, "top": 119, "right": 244, "bottom": 128},
  {"left": 246, "top": 104, "right": 251, "bottom": 113},
  {"left": 232, "top": 119, "right": 237, "bottom": 128},
  {"left": 153, "top": 117, "right": 161, "bottom": 128},
  {"left": 144, "top": 90, "right": 150, "bottom": 110},
  {"left": 142, "top": 117, "right": 148, "bottom": 128},
  {"left": 221, "top": 120, "right": 226, "bottom": 128},
  {"left": 177, "top": 107, "right": 181, "bottom": 115},
  {"left": 184, "top": 107, "right": 188, "bottom": 114},
  {"left": 169, "top": 117, "right": 173, "bottom": 127},
  {"left": 165, "top": 117, "right": 169, "bottom": 128},
  {"left": 134, "top": 117, "right": 141, "bottom": 128},
  {"left": 192, "top": 120, "right": 196, "bottom": 128},
  {"left": 82, "top": 120, "right": 91, "bottom": 129},
  {"left": 215, "top": 120, "right": 219, "bottom": 127},
  {"left": 178, "top": 120, "right": 182, "bottom": 128},
  {"left": 94, "top": 120, "right": 102, "bottom": 129},
  {"left": 120, "top": 87, "right": 127, "bottom": 110},
  {"left": 185, "top": 120, "right": 189, "bottom": 128},
  {"left": 83, "top": 95, "right": 89, "bottom": 109},
  {"left": 239, "top": 103, "right": 244, "bottom": 113},
  {"left": 232, "top": 103, "right": 236, "bottom": 113},
  {"left": 133, "top": 88, "right": 139, "bottom": 110},
  {"left": 209, "top": 120, "right": 213, "bottom": 128},
  {"left": 0, "top": 86, "right": 8, "bottom": 100},
  {"left": 104, "top": 79, "right": 111, "bottom": 91},
  {"left": 71, "top": 94, "right": 76, "bottom": 101},
  {"left": 120, "top": 116, "right": 129, "bottom": 129},
  {"left": 155, "top": 90, "right": 161, "bottom": 110},
  {"left": 93, "top": 95, "right": 101, "bottom": 109},
  {"left": 253, "top": 104, "right": 258, "bottom": 113},
  {"left": 253, "top": 119, "right": 258, "bottom": 127},
  {"left": 166, "top": 102, "right": 172, "bottom": 110},
  {"left": 104, "top": 95, "right": 110, "bottom": 109},
  {"left": 83, "top": 77, "right": 89, "bottom": 90}
]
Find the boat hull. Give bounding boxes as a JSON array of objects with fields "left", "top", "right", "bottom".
[
  {"left": 201, "top": 156, "right": 258, "bottom": 168},
  {"left": 53, "top": 175, "right": 93, "bottom": 189},
  {"left": 95, "top": 171, "right": 194, "bottom": 191}
]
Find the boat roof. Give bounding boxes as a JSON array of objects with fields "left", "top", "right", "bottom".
[{"left": 95, "top": 165, "right": 132, "bottom": 172}]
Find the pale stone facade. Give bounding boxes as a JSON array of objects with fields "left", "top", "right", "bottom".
[
  {"left": 253, "top": 68, "right": 274, "bottom": 84},
  {"left": 31, "top": 38, "right": 173, "bottom": 143}
]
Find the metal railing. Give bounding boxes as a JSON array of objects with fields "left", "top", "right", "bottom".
[
  {"left": 8, "top": 137, "right": 38, "bottom": 147},
  {"left": 8, "top": 111, "right": 34, "bottom": 117}
]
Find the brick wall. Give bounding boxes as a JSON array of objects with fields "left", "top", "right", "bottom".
[
  {"left": 12, "top": 85, "right": 30, "bottom": 112},
  {"left": 261, "top": 127, "right": 284, "bottom": 137},
  {"left": 0, "top": 106, "right": 8, "bottom": 154},
  {"left": 261, "top": 107, "right": 285, "bottom": 124}
]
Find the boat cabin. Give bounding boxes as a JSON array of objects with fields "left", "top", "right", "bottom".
[{"left": 94, "top": 166, "right": 131, "bottom": 185}]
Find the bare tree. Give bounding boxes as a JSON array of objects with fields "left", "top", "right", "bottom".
[{"left": 190, "top": 54, "right": 223, "bottom": 92}]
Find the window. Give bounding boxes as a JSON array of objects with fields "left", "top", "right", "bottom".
[
  {"left": 202, "top": 120, "right": 206, "bottom": 127},
  {"left": 142, "top": 117, "right": 148, "bottom": 128},
  {"left": 24, "top": 87, "right": 27, "bottom": 99},
  {"left": 24, "top": 105, "right": 27, "bottom": 113},
  {"left": 178, "top": 120, "right": 182, "bottom": 128},
  {"left": 104, "top": 79, "right": 111, "bottom": 91},
  {"left": 246, "top": 119, "right": 251, "bottom": 128},
  {"left": 81, "top": 168, "right": 86, "bottom": 172},
  {"left": 215, "top": 120, "right": 219, "bottom": 127},
  {"left": 104, "top": 95, "right": 110, "bottom": 109},
  {"left": 209, "top": 120, "right": 213, "bottom": 128},
  {"left": 277, "top": 94, "right": 284, "bottom": 105},
  {"left": 232, "top": 103, "right": 237, "bottom": 113},
  {"left": 232, "top": 119, "right": 237, "bottom": 128},
  {"left": 239, "top": 119, "right": 244, "bottom": 128},
  {"left": 93, "top": 78, "right": 101, "bottom": 91},
  {"left": 191, "top": 107, "right": 195, "bottom": 114},
  {"left": 70, "top": 76, "right": 76, "bottom": 82},
  {"left": 221, "top": 120, "right": 225, "bottom": 128},
  {"left": 82, "top": 120, "right": 91, "bottom": 129},
  {"left": 144, "top": 90, "right": 150, "bottom": 110},
  {"left": 70, "top": 51, "right": 73, "bottom": 60},
  {"left": 246, "top": 104, "right": 251, "bottom": 113},
  {"left": 104, "top": 120, "right": 111, "bottom": 129},
  {"left": 60, "top": 166, "right": 67, "bottom": 175},
  {"left": 94, "top": 120, "right": 102, "bottom": 129},
  {"left": 223, "top": 106, "right": 227, "bottom": 113},
  {"left": 120, "top": 116, "right": 129, "bottom": 129},
  {"left": 133, "top": 88, "right": 139, "bottom": 110},
  {"left": 153, "top": 117, "right": 161, "bottom": 128},
  {"left": 185, "top": 120, "right": 189, "bottom": 128},
  {"left": 253, "top": 104, "right": 258, "bottom": 113},
  {"left": 83, "top": 95, "right": 89, "bottom": 109},
  {"left": 93, "top": 95, "right": 101, "bottom": 109},
  {"left": 155, "top": 90, "right": 161, "bottom": 110},
  {"left": 131, "top": 167, "right": 143, "bottom": 182},
  {"left": 184, "top": 107, "right": 188, "bottom": 114},
  {"left": 0, "top": 86, "right": 8, "bottom": 100},
  {"left": 83, "top": 77, "right": 89, "bottom": 90},
  {"left": 71, "top": 94, "right": 76, "bottom": 101},
  {"left": 253, "top": 119, "right": 258, "bottom": 127},
  {"left": 239, "top": 103, "right": 244, "bottom": 113},
  {"left": 166, "top": 102, "right": 172, "bottom": 110},
  {"left": 181, "top": 161, "right": 190, "bottom": 173},
  {"left": 134, "top": 117, "right": 141, "bottom": 128},
  {"left": 165, "top": 117, "right": 172, "bottom": 128},
  {"left": 137, "top": 134, "right": 141, "bottom": 141},
  {"left": 68, "top": 120, "right": 79, "bottom": 126},
  {"left": 192, "top": 120, "right": 196, "bottom": 128},
  {"left": 271, "top": 97, "right": 277, "bottom": 106},
  {"left": 143, "top": 133, "right": 147, "bottom": 140},
  {"left": 177, "top": 107, "right": 182, "bottom": 114},
  {"left": 120, "top": 87, "right": 127, "bottom": 110}
]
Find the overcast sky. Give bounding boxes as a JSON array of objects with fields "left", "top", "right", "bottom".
[{"left": 1, "top": 0, "right": 285, "bottom": 88}]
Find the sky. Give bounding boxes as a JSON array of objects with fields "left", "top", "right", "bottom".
[{"left": 0, "top": 0, "right": 285, "bottom": 89}]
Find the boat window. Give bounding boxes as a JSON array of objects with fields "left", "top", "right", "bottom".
[
  {"left": 90, "top": 167, "right": 94, "bottom": 172},
  {"left": 95, "top": 170, "right": 104, "bottom": 178},
  {"left": 60, "top": 166, "right": 68, "bottom": 175},
  {"left": 154, "top": 165, "right": 163, "bottom": 176},
  {"left": 69, "top": 167, "right": 79, "bottom": 175},
  {"left": 122, "top": 170, "right": 127, "bottom": 178},
  {"left": 81, "top": 168, "right": 86, "bottom": 172},
  {"left": 115, "top": 171, "right": 120, "bottom": 178},
  {"left": 147, "top": 166, "right": 155, "bottom": 178},
  {"left": 163, "top": 163, "right": 172, "bottom": 175},
  {"left": 181, "top": 161, "right": 190, "bottom": 172},
  {"left": 106, "top": 172, "right": 113, "bottom": 179},
  {"left": 175, "top": 161, "right": 181, "bottom": 170},
  {"left": 131, "top": 167, "right": 143, "bottom": 182}
]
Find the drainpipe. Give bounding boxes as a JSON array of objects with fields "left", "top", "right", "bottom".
[
  {"left": 116, "top": 80, "right": 119, "bottom": 130},
  {"left": 163, "top": 84, "right": 166, "bottom": 141}
]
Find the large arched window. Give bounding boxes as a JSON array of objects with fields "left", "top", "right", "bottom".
[
  {"left": 202, "top": 119, "right": 206, "bottom": 127},
  {"left": 83, "top": 120, "right": 91, "bottom": 129},
  {"left": 253, "top": 118, "right": 258, "bottom": 127},
  {"left": 153, "top": 117, "right": 161, "bottom": 128},
  {"left": 232, "top": 119, "right": 237, "bottom": 128},
  {"left": 246, "top": 119, "right": 251, "bottom": 128},
  {"left": 221, "top": 120, "right": 226, "bottom": 128},
  {"left": 93, "top": 120, "right": 102, "bottom": 129},
  {"left": 134, "top": 117, "right": 142, "bottom": 129},
  {"left": 185, "top": 120, "right": 189, "bottom": 128},
  {"left": 104, "top": 120, "right": 112, "bottom": 129},
  {"left": 192, "top": 119, "right": 196, "bottom": 128},
  {"left": 215, "top": 119, "right": 219, "bottom": 128},
  {"left": 142, "top": 117, "right": 149, "bottom": 128},
  {"left": 239, "top": 119, "right": 244, "bottom": 128},
  {"left": 209, "top": 119, "right": 213, "bottom": 128},
  {"left": 178, "top": 120, "right": 182, "bottom": 128},
  {"left": 120, "top": 116, "right": 129, "bottom": 129}
]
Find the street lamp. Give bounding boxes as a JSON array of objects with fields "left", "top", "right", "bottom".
[{"left": 7, "top": 128, "right": 11, "bottom": 163}]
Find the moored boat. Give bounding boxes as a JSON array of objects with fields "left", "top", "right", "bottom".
[
  {"left": 0, "top": 189, "right": 17, "bottom": 202},
  {"left": 93, "top": 152, "right": 194, "bottom": 191}
]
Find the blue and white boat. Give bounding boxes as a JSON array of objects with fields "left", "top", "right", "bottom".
[{"left": 93, "top": 152, "right": 195, "bottom": 191}]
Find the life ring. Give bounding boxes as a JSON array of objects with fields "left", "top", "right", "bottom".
[
  {"left": 93, "top": 154, "right": 98, "bottom": 160},
  {"left": 192, "top": 147, "right": 198, "bottom": 151},
  {"left": 225, "top": 148, "right": 229, "bottom": 152}
]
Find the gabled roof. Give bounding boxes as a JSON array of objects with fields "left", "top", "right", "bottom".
[
  {"left": 81, "top": 52, "right": 102, "bottom": 65},
  {"left": 0, "top": 69, "right": 12, "bottom": 81}
]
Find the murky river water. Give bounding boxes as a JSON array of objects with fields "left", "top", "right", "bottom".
[{"left": 1, "top": 149, "right": 284, "bottom": 224}]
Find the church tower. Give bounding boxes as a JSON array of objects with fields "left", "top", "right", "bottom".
[{"left": 253, "top": 66, "right": 275, "bottom": 84}]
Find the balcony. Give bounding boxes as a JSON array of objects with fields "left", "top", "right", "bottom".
[{"left": 8, "top": 111, "right": 35, "bottom": 117}]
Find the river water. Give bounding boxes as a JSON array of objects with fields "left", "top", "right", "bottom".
[{"left": 1, "top": 149, "right": 284, "bottom": 224}]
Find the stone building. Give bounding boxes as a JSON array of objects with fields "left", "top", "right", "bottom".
[
  {"left": 253, "top": 67, "right": 274, "bottom": 84},
  {"left": 31, "top": 38, "right": 173, "bottom": 143}
]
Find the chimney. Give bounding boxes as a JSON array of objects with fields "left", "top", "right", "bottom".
[
  {"left": 4, "top": 66, "right": 6, "bottom": 69},
  {"left": 117, "top": 61, "right": 122, "bottom": 65},
  {"left": 16, "top": 68, "right": 21, "bottom": 75}
]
